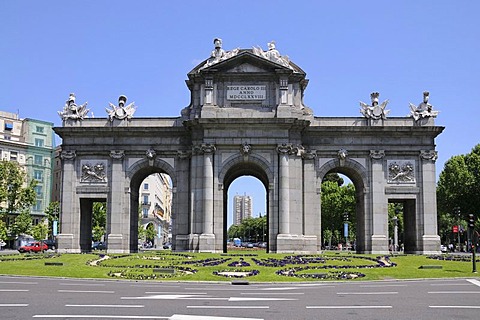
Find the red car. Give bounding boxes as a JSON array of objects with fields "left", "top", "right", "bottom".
[{"left": 18, "top": 241, "right": 48, "bottom": 253}]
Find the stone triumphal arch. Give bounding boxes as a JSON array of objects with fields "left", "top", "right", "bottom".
[{"left": 55, "top": 40, "right": 443, "bottom": 254}]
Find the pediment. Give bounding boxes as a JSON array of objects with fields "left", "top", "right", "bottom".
[{"left": 188, "top": 50, "right": 305, "bottom": 76}]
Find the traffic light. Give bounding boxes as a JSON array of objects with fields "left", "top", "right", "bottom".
[{"left": 468, "top": 214, "right": 475, "bottom": 228}]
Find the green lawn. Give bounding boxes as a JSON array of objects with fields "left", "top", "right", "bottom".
[{"left": 0, "top": 250, "right": 477, "bottom": 282}]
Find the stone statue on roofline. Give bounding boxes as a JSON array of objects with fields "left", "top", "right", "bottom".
[
  {"left": 199, "top": 38, "right": 240, "bottom": 70},
  {"left": 408, "top": 91, "right": 439, "bottom": 121},
  {"left": 58, "top": 93, "right": 89, "bottom": 121},
  {"left": 253, "top": 41, "right": 292, "bottom": 69},
  {"left": 105, "top": 95, "right": 136, "bottom": 121},
  {"left": 359, "top": 92, "right": 390, "bottom": 120}
]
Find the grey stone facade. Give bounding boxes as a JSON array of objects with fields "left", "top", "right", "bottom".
[{"left": 54, "top": 47, "right": 443, "bottom": 254}]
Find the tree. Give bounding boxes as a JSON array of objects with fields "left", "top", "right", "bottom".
[
  {"left": 321, "top": 180, "right": 356, "bottom": 245},
  {"left": 437, "top": 144, "right": 480, "bottom": 235},
  {"left": 44, "top": 201, "right": 60, "bottom": 239},
  {"left": 10, "top": 210, "right": 33, "bottom": 237},
  {"left": 31, "top": 220, "right": 48, "bottom": 243},
  {"left": 92, "top": 202, "right": 106, "bottom": 241},
  {"left": 0, "top": 161, "right": 37, "bottom": 218}
]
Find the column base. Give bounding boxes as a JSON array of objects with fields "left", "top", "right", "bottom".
[
  {"left": 107, "top": 234, "right": 128, "bottom": 254},
  {"left": 368, "top": 234, "right": 389, "bottom": 254},
  {"left": 276, "top": 234, "right": 318, "bottom": 253},
  {"left": 57, "top": 233, "right": 81, "bottom": 253},
  {"left": 199, "top": 233, "right": 216, "bottom": 252}
]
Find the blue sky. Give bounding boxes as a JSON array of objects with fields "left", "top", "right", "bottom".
[{"left": 1, "top": 1, "right": 479, "bottom": 226}]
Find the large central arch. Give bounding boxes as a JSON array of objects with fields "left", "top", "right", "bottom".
[
  {"left": 55, "top": 42, "right": 443, "bottom": 254},
  {"left": 220, "top": 154, "right": 272, "bottom": 252}
]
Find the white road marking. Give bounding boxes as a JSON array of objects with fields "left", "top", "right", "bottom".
[
  {"left": 307, "top": 305, "right": 392, "bottom": 309},
  {"left": 430, "top": 305, "right": 480, "bottom": 309},
  {"left": 121, "top": 294, "right": 224, "bottom": 300},
  {"left": 187, "top": 306, "right": 269, "bottom": 309},
  {"left": 0, "top": 304, "right": 29, "bottom": 307},
  {"left": 0, "top": 281, "right": 37, "bottom": 285},
  {"left": 428, "top": 291, "right": 480, "bottom": 294},
  {"left": 466, "top": 279, "right": 480, "bottom": 287},
  {"left": 145, "top": 292, "right": 207, "bottom": 295},
  {"left": 0, "top": 289, "right": 29, "bottom": 292},
  {"left": 58, "top": 289, "right": 114, "bottom": 294},
  {"left": 66, "top": 304, "right": 144, "bottom": 308},
  {"left": 337, "top": 291, "right": 398, "bottom": 295},
  {"left": 228, "top": 297, "right": 296, "bottom": 301},
  {"left": 430, "top": 283, "right": 471, "bottom": 286},
  {"left": 240, "top": 292, "right": 304, "bottom": 295},
  {"left": 170, "top": 315, "right": 264, "bottom": 320},
  {"left": 33, "top": 316, "right": 169, "bottom": 319},
  {"left": 360, "top": 284, "right": 406, "bottom": 288},
  {"left": 59, "top": 282, "right": 105, "bottom": 286}
]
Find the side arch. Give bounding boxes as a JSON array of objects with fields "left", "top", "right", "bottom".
[{"left": 317, "top": 157, "right": 371, "bottom": 253}]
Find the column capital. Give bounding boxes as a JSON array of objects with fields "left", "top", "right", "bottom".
[
  {"left": 277, "top": 143, "right": 293, "bottom": 155},
  {"left": 110, "top": 150, "right": 125, "bottom": 160},
  {"left": 370, "top": 149, "right": 385, "bottom": 160},
  {"left": 420, "top": 150, "right": 438, "bottom": 162},
  {"left": 60, "top": 150, "right": 76, "bottom": 161},
  {"left": 201, "top": 143, "right": 216, "bottom": 154}
]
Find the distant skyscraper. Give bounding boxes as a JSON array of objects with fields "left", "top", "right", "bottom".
[{"left": 233, "top": 193, "right": 252, "bottom": 225}]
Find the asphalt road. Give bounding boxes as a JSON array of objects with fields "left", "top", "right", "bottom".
[{"left": 1, "top": 275, "right": 480, "bottom": 319}]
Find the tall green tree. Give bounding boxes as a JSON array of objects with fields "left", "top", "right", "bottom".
[
  {"left": 0, "top": 161, "right": 37, "bottom": 218},
  {"left": 10, "top": 210, "right": 33, "bottom": 237},
  {"left": 321, "top": 180, "right": 356, "bottom": 245},
  {"left": 92, "top": 202, "right": 106, "bottom": 241},
  {"left": 437, "top": 144, "right": 480, "bottom": 233},
  {"left": 31, "top": 220, "right": 48, "bottom": 243},
  {"left": 44, "top": 201, "right": 60, "bottom": 239}
]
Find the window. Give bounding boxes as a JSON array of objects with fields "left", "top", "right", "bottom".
[
  {"left": 36, "top": 126, "right": 44, "bottom": 133},
  {"left": 143, "top": 183, "right": 149, "bottom": 190},
  {"left": 35, "top": 138, "right": 44, "bottom": 147},
  {"left": 10, "top": 151, "right": 18, "bottom": 161},
  {"left": 34, "top": 155, "right": 42, "bottom": 165},
  {"left": 4, "top": 135, "right": 11, "bottom": 140},
  {"left": 142, "top": 208, "right": 149, "bottom": 218},
  {"left": 33, "top": 200, "right": 42, "bottom": 211},
  {"left": 34, "top": 170, "right": 43, "bottom": 181},
  {"left": 4, "top": 122, "right": 13, "bottom": 131},
  {"left": 143, "top": 195, "right": 149, "bottom": 205},
  {"left": 34, "top": 185, "right": 43, "bottom": 198}
]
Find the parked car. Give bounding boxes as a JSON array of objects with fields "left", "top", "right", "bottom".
[
  {"left": 43, "top": 239, "right": 56, "bottom": 250},
  {"left": 92, "top": 241, "right": 106, "bottom": 250},
  {"left": 18, "top": 242, "right": 48, "bottom": 253},
  {"left": 163, "top": 242, "right": 172, "bottom": 249},
  {"left": 440, "top": 245, "right": 448, "bottom": 253}
]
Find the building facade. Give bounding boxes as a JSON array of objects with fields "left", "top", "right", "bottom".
[
  {"left": 139, "top": 173, "right": 172, "bottom": 247},
  {"left": 233, "top": 194, "right": 252, "bottom": 225},
  {"left": 0, "top": 111, "right": 55, "bottom": 242},
  {"left": 55, "top": 41, "right": 443, "bottom": 254}
]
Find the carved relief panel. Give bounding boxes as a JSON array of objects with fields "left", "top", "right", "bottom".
[
  {"left": 80, "top": 160, "right": 108, "bottom": 183},
  {"left": 387, "top": 160, "right": 415, "bottom": 184}
]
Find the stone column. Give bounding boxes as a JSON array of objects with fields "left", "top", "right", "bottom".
[
  {"left": 420, "top": 150, "right": 441, "bottom": 253},
  {"left": 277, "top": 144, "right": 291, "bottom": 235},
  {"left": 57, "top": 150, "right": 78, "bottom": 253},
  {"left": 107, "top": 150, "right": 127, "bottom": 253},
  {"left": 173, "top": 150, "right": 192, "bottom": 251},
  {"left": 199, "top": 144, "right": 216, "bottom": 252},
  {"left": 302, "top": 150, "right": 319, "bottom": 252},
  {"left": 369, "top": 150, "right": 388, "bottom": 253}
]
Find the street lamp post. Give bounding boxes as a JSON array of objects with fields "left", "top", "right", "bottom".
[
  {"left": 455, "top": 207, "right": 461, "bottom": 251},
  {"left": 392, "top": 216, "right": 398, "bottom": 254}
]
